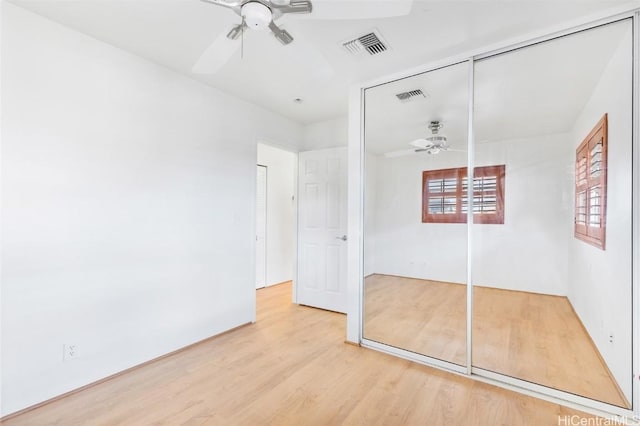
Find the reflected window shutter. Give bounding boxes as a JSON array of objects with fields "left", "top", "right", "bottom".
[
  {"left": 423, "top": 165, "right": 504, "bottom": 224},
  {"left": 574, "top": 114, "right": 607, "bottom": 249}
]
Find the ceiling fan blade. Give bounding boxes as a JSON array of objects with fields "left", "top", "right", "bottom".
[
  {"left": 200, "top": 0, "right": 243, "bottom": 10},
  {"left": 383, "top": 148, "right": 417, "bottom": 158},
  {"left": 302, "top": 0, "right": 413, "bottom": 20},
  {"left": 409, "top": 138, "right": 432, "bottom": 149},
  {"left": 192, "top": 29, "right": 240, "bottom": 74},
  {"left": 269, "top": 21, "right": 294, "bottom": 45},
  {"left": 272, "top": 0, "right": 313, "bottom": 15},
  {"left": 276, "top": 23, "right": 334, "bottom": 79}
]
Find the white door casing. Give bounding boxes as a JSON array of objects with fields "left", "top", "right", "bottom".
[
  {"left": 256, "top": 165, "right": 267, "bottom": 289},
  {"left": 297, "top": 147, "right": 348, "bottom": 313}
]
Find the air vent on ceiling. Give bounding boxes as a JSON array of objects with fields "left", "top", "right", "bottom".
[
  {"left": 396, "top": 89, "right": 428, "bottom": 102},
  {"left": 342, "top": 31, "right": 389, "bottom": 56}
]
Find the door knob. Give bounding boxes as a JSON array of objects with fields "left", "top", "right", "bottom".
[{"left": 336, "top": 235, "right": 348, "bottom": 241}]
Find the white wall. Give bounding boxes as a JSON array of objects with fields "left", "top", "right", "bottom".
[
  {"left": 472, "top": 134, "right": 573, "bottom": 295},
  {"left": 368, "top": 132, "right": 572, "bottom": 295},
  {"left": 257, "top": 143, "right": 296, "bottom": 286},
  {"left": 567, "top": 25, "right": 633, "bottom": 400},
  {"left": 302, "top": 116, "right": 348, "bottom": 151},
  {"left": 0, "top": 4, "right": 302, "bottom": 416}
]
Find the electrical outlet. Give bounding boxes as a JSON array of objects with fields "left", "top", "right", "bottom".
[
  {"left": 63, "top": 344, "right": 78, "bottom": 361},
  {"left": 608, "top": 332, "right": 614, "bottom": 344}
]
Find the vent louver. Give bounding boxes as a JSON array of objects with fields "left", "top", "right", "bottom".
[
  {"left": 396, "top": 89, "right": 427, "bottom": 102},
  {"left": 342, "top": 31, "right": 388, "bottom": 56}
]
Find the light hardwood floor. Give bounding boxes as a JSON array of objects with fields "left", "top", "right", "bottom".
[
  {"left": 364, "top": 274, "right": 629, "bottom": 408},
  {"left": 3, "top": 282, "right": 598, "bottom": 425}
]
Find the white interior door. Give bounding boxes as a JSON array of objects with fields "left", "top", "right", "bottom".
[
  {"left": 297, "top": 147, "right": 348, "bottom": 313},
  {"left": 256, "top": 165, "right": 267, "bottom": 289}
]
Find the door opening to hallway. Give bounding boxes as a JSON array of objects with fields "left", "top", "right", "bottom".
[{"left": 256, "top": 143, "right": 297, "bottom": 292}]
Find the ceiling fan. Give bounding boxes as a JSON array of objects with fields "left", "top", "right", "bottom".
[
  {"left": 193, "top": 0, "right": 414, "bottom": 74},
  {"left": 385, "top": 121, "right": 464, "bottom": 158},
  {"left": 201, "top": 0, "right": 311, "bottom": 46}
]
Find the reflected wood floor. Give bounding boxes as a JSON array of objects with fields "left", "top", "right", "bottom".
[
  {"left": 364, "top": 274, "right": 629, "bottom": 408},
  {"left": 4, "top": 282, "right": 596, "bottom": 425}
]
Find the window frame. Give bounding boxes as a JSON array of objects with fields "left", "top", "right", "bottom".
[
  {"left": 574, "top": 114, "right": 608, "bottom": 250},
  {"left": 422, "top": 165, "right": 506, "bottom": 224}
]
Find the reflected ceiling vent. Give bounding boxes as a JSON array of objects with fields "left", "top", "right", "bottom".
[
  {"left": 396, "top": 89, "right": 428, "bottom": 103},
  {"left": 342, "top": 31, "right": 389, "bottom": 56}
]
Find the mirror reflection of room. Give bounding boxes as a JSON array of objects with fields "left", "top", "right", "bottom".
[
  {"left": 472, "top": 19, "right": 633, "bottom": 408},
  {"left": 363, "top": 62, "right": 469, "bottom": 366},
  {"left": 362, "top": 18, "right": 633, "bottom": 409}
]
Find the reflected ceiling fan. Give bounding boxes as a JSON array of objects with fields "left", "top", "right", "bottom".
[
  {"left": 385, "top": 121, "right": 464, "bottom": 158},
  {"left": 194, "top": 0, "right": 414, "bottom": 74}
]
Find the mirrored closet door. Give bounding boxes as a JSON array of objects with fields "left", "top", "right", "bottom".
[
  {"left": 360, "top": 16, "right": 635, "bottom": 411},
  {"left": 472, "top": 19, "right": 633, "bottom": 408},
  {"left": 363, "top": 62, "right": 469, "bottom": 366}
]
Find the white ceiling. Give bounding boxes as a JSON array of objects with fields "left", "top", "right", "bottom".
[
  {"left": 9, "top": 0, "right": 640, "bottom": 125},
  {"left": 364, "top": 19, "right": 631, "bottom": 154}
]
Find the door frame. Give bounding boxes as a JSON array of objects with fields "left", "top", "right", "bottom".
[{"left": 255, "top": 164, "right": 267, "bottom": 290}]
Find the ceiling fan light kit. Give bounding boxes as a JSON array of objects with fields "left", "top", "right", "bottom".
[{"left": 424, "top": 147, "right": 441, "bottom": 155}]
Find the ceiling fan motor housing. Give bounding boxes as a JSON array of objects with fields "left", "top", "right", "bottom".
[
  {"left": 242, "top": 2, "right": 272, "bottom": 31},
  {"left": 426, "top": 135, "right": 447, "bottom": 144}
]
